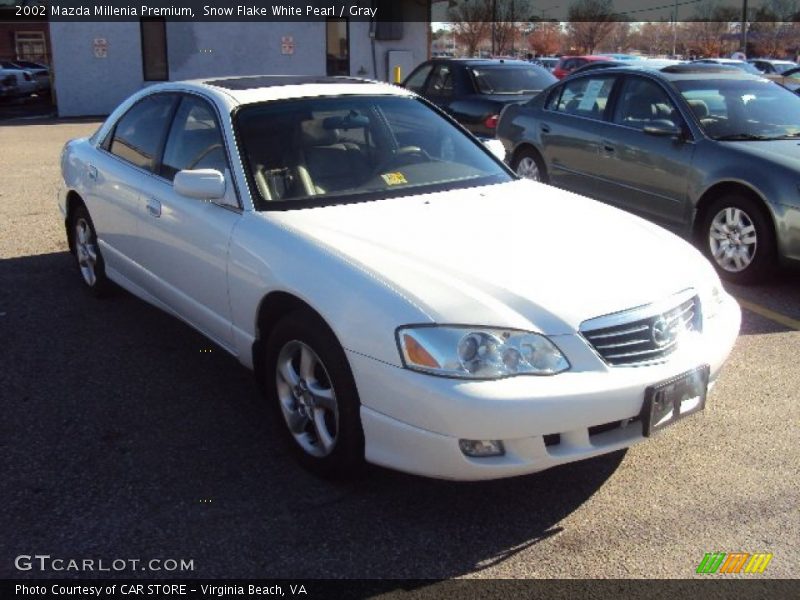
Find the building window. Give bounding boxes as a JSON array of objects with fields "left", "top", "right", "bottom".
[
  {"left": 326, "top": 19, "right": 349, "bottom": 76},
  {"left": 15, "top": 32, "right": 47, "bottom": 64},
  {"left": 140, "top": 18, "right": 168, "bottom": 81}
]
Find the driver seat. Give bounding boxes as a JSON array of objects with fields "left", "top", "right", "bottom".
[{"left": 299, "top": 119, "right": 369, "bottom": 194}]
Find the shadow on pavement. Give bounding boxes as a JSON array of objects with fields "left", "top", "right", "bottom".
[{"left": 0, "top": 251, "right": 625, "bottom": 579}]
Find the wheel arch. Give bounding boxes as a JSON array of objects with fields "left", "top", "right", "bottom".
[
  {"left": 693, "top": 181, "right": 778, "bottom": 246},
  {"left": 510, "top": 142, "right": 545, "bottom": 169},
  {"left": 64, "top": 190, "right": 85, "bottom": 254},
  {"left": 251, "top": 291, "right": 341, "bottom": 389}
]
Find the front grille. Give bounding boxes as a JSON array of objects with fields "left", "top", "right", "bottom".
[{"left": 581, "top": 292, "right": 701, "bottom": 366}]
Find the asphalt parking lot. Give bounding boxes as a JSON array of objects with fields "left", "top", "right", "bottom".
[{"left": 1, "top": 120, "right": 798, "bottom": 580}]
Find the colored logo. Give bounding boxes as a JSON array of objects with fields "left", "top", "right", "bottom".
[{"left": 696, "top": 552, "right": 773, "bottom": 574}]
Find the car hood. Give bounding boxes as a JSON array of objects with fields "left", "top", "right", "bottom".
[
  {"left": 479, "top": 93, "right": 540, "bottom": 105},
  {"left": 724, "top": 139, "right": 800, "bottom": 169},
  {"left": 268, "top": 180, "right": 712, "bottom": 335}
]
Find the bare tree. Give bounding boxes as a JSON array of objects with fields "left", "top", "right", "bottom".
[
  {"left": 566, "top": 0, "right": 616, "bottom": 54},
  {"left": 526, "top": 21, "right": 564, "bottom": 56},
  {"left": 449, "top": 0, "right": 492, "bottom": 57}
]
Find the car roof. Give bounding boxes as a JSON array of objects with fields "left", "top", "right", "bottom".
[
  {"left": 146, "top": 75, "right": 415, "bottom": 108},
  {"left": 560, "top": 63, "right": 767, "bottom": 82},
  {"left": 425, "top": 58, "right": 535, "bottom": 67}
]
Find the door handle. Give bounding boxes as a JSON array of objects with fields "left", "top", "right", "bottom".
[
  {"left": 601, "top": 140, "right": 615, "bottom": 154},
  {"left": 540, "top": 124, "right": 551, "bottom": 133},
  {"left": 87, "top": 164, "right": 98, "bottom": 181},
  {"left": 145, "top": 198, "right": 161, "bottom": 218}
]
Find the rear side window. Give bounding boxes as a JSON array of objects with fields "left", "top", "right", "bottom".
[
  {"left": 404, "top": 64, "right": 433, "bottom": 94},
  {"left": 551, "top": 76, "right": 616, "bottom": 120},
  {"left": 427, "top": 64, "right": 453, "bottom": 97},
  {"left": 109, "top": 94, "right": 176, "bottom": 171},
  {"left": 161, "top": 96, "right": 228, "bottom": 180}
]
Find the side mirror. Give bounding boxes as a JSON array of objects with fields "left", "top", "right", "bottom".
[
  {"left": 643, "top": 123, "right": 683, "bottom": 138},
  {"left": 483, "top": 138, "right": 507, "bottom": 161},
  {"left": 174, "top": 169, "right": 225, "bottom": 200}
]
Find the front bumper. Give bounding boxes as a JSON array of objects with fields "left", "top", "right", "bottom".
[{"left": 349, "top": 294, "right": 741, "bottom": 480}]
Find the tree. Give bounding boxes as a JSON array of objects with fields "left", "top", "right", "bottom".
[
  {"left": 566, "top": 0, "right": 616, "bottom": 54},
  {"left": 449, "top": 0, "right": 492, "bottom": 57},
  {"left": 526, "top": 21, "right": 563, "bottom": 56}
]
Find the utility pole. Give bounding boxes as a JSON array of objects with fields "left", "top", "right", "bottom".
[
  {"left": 672, "top": 0, "right": 678, "bottom": 57},
  {"left": 491, "top": 0, "right": 497, "bottom": 56},
  {"left": 741, "top": 0, "right": 748, "bottom": 54}
]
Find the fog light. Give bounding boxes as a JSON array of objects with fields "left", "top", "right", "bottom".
[{"left": 458, "top": 439, "right": 505, "bottom": 457}]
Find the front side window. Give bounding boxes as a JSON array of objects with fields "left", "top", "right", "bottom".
[
  {"left": 551, "top": 76, "right": 616, "bottom": 120},
  {"left": 109, "top": 94, "right": 176, "bottom": 171},
  {"left": 427, "top": 65, "right": 453, "bottom": 97},
  {"left": 235, "top": 95, "right": 511, "bottom": 209},
  {"left": 161, "top": 96, "right": 228, "bottom": 180},
  {"left": 614, "top": 77, "right": 681, "bottom": 130},
  {"left": 675, "top": 78, "right": 800, "bottom": 140}
]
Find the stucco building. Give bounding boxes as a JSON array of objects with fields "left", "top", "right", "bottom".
[{"left": 48, "top": 4, "right": 430, "bottom": 116}]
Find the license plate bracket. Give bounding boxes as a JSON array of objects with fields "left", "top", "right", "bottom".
[{"left": 641, "top": 365, "right": 710, "bottom": 437}]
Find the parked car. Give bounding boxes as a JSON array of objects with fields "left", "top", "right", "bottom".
[
  {"left": 771, "top": 65, "right": 800, "bottom": 92},
  {"left": 567, "top": 60, "right": 626, "bottom": 76},
  {"left": 533, "top": 57, "right": 559, "bottom": 71},
  {"left": 0, "top": 62, "right": 37, "bottom": 97},
  {"left": 691, "top": 58, "right": 762, "bottom": 75},
  {"left": 58, "top": 75, "right": 739, "bottom": 480},
  {"left": 497, "top": 63, "right": 800, "bottom": 284},
  {"left": 552, "top": 55, "right": 612, "bottom": 79},
  {"left": 6, "top": 59, "right": 50, "bottom": 93},
  {"left": 748, "top": 58, "right": 798, "bottom": 76},
  {"left": 0, "top": 69, "right": 20, "bottom": 99},
  {"left": 402, "top": 58, "right": 556, "bottom": 137}
]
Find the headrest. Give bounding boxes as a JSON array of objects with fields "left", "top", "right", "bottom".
[
  {"left": 300, "top": 119, "right": 340, "bottom": 146},
  {"left": 687, "top": 99, "right": 709, "bottom": 119}
]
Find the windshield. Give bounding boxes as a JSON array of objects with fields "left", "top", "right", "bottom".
[
  {"left": 676, "top": 78, "right": 800, "bottom": 140},
  {"left": 235, "top": 95, "right": 511, "bottom": 209},
  {"left": 469, "top": 65, "right": 556, "bottom": 94}
]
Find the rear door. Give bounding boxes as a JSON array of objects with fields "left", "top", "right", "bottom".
[
  {"left": 538, "top": 73, "right": 621, "bottom": 199},
  {"left": 89, "top": 93, "right": 178, "bottom": 286}
]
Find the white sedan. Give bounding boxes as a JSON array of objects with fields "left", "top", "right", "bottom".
[{"left": 59, "top": 76, "right": 741, "bottom": 480}]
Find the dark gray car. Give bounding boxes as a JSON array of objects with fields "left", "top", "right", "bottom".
[{"left": 497, "top": 64, "right": 800, "bottom": 284}]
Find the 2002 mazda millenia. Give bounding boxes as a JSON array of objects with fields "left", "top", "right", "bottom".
[{"left": 59, "top": 75, "right": 741, "bottom": 480}]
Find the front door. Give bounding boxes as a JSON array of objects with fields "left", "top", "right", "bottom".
[{"left": 134, "top": 94, "right": 241, "bottom": 350}]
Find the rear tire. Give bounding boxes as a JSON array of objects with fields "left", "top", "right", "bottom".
[
  {"left": 263, "top": 309, "right": 365, "bottom": 478},
  {"left": 512, "top": 147, "right": 548, "bottom": 183},
  {"left": 700, "top": 194, "right": 776, "bottom": 285},
  {"left": 70, "top": 203, "right": 112, "bottom": 297}
]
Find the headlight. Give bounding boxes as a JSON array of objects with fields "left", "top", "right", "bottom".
[{"left": 397, "top": 326, "right": 570, "bottom": 379}]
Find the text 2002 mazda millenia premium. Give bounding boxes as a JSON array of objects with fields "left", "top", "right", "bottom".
[{"left": 59, "top": 75, "right": 741, "bottom": 480}]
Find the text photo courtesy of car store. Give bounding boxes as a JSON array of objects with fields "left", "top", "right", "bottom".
[{"left": 49, "top": 11, "right": 428, "bottom": 117}]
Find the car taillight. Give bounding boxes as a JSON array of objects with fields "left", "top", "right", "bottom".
[{"left": 484, "top": 114, "right": 499, "bottom": 129}]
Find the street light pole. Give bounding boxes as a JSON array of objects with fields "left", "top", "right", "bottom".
[{"left": 741, "top": 0, "right": 748, "bottom": 54}]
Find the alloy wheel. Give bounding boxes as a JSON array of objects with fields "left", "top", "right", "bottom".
[
  {"left": 75, "top": 217, "right": 98, "bottom": 286},
  {"left": 516, "top": 156, "right": 541, "bottom": 181},
  {"left": 708, "top": 207, "right": 758, "bottom": 273},
  {"left": 275, "top": 340, "right": 339, "bottom": 458}
]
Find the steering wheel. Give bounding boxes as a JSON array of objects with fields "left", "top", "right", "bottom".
[{"left": 373, "top": 145, "right": 431, "bottom": 175}]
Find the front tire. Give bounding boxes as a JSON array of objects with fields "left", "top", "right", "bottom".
[
  {"left": 512, "top": 147, "right": 548, "bottom": 183},
  {"left": 70, "top": 204, "right": 111, "bottom": 297},
  {"left": 264, "top": 310, "right": 365, "bottom": 478},
  {"left": 700, "top": 194, "right": 775, "bottom": 285}
]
